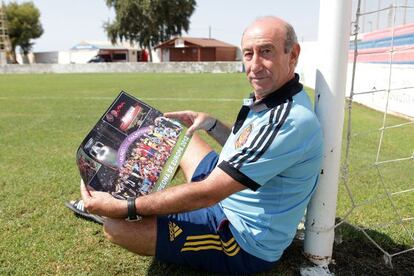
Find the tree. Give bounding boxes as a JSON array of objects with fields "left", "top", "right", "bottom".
[
  {"left": 104, "top": 0, "right": 196, "bottom": 61},
  {"left": 5, "top": 1, "right": 43, "bottom": 63}
]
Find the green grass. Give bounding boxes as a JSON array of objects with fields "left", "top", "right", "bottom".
[
  {"left": 337, "top": 101, "right": 414, "bottom": 248},
  {"left": 0, "top": 73, "right": 412, "bottom": 275}
]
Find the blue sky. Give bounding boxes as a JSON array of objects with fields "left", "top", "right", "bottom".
[
  {"left": 4, "top": 0, "right": 412, "bottom": 52},
  {"left": 3, "top": 0, "right": 323, "bottom": 52}
]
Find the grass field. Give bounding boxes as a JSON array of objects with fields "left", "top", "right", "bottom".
[{"left": 0, "top": 73, "right": 413, "bottom": 275}]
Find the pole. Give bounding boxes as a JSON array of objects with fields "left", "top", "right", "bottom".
[
  {"left": 388, "top": 4, "right": 394, "bottom": 28},
  {"left": 361, "top": 0, "right": 366, "bottom": 32},
  {"left": 377, "top": 0, "right": 381, "bottom": 30},
  {"left": 303, "top": 0, "right": 352, "bottom": 266},
  {"left": 403, "top": 0, "right": 408, "bottom": 25}
]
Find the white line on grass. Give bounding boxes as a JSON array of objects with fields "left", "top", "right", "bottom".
[{"left": 0, "top": 96, "right": 241, "bottom": 102}]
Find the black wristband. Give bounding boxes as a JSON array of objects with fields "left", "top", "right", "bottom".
[
  {"left": 207, "top": 119, "right": 217, "bottom": 132},
  {"left": 127, "top": 197, "right": 141, "bottom": 221}
]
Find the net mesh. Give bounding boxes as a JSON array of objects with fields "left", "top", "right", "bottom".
[{"left": 337, "top": 0, "right": 414, "bottom": 268}]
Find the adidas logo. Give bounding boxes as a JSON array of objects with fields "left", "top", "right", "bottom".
[
  {"left": 168, "top": 222, "right": 183, "bottom": 241},
  {"left": 180, "top": 234, "right": 241, "bottom": 256}
]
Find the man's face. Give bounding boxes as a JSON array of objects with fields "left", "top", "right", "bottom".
[{"left": 242, "top": 20, "right": 298, "bottom": 99}]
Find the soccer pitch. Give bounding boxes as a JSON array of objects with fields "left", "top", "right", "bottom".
[{"left": 0, "top": 73, "right": 413, "bottom": 274}]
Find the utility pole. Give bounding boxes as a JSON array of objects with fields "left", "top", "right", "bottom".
[
  {"left": 0, "top": 2, "right": 12, "bottom": 65},
  {"left": 388, "top": 3, "right": 394, "bottom": 28},
  {"left": 403, "top": 0, "right": 408, "bottom": 25},
  {"left": 361, "top": 0, "right": 366, "bottom": 32},
  {"left": 377, "top": 0, "right": 381, "bottom": 30}
]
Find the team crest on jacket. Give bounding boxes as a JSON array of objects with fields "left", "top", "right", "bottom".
[{"left": 235, "top": 124, "right": 252, "bottom": 149}]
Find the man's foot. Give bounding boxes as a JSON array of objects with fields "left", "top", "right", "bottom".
[{"left": 65, "top": 199, "right": 104, "bottom": 225}]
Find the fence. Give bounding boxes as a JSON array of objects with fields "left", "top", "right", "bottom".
[{"left": 0, "top": 61, "right": 244, "bottom": 74}]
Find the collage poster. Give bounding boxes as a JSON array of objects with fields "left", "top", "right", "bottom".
[{"left": 76, "top": 91, "right": 190, "bottom": 199}]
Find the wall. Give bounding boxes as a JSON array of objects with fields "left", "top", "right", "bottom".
[
  {"left": 296, "top": 41, "right": 414, "bottom": 119},
  {"left": 0, "top": 61, "right": 244, "bottom": 74},
  {"left": 154, "top": 48, "right": 163, "bottom": 62},
  {"left": 170, "top": 47, "right": 199, "bottom": 61},
  {"left": 34, "top": 51, "right": 59, "bottom": 63},
  {"left": 33, "top": 50, "right": 98, "bottom": 64},
  {"left": 127, "top": 50, "right": 137, "bottom": 62},
  {"left": 296, "top": 41, "right": 318, "bottom": 89},
  {"left": 216, "top": 47, "right": 236, "bottom": 61},
  {"left": 345, "top": 63, "right": 414, "bottom": 118},
  {"left": 0, "top": 52, "right": 6, "bottom": 65},
  {"left": 66, "top": 50, "right": 98, "bottom": 64},
  {"left": 200, "top": 48, "right": 215, "bottom": 61}
]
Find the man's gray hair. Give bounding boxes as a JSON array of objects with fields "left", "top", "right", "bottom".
[{"left": 284, "top": 22, "right": 298, "bottom": 53}]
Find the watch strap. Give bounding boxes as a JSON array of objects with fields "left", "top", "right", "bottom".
[{"left": 126, "top": 197, "right": 141, "bottom": 221}]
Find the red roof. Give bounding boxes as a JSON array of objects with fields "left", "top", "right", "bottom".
[{"left": 155, "top": 37, "right": 237, "bottom": 49}]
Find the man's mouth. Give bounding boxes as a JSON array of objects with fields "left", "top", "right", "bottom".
[{"left": 251, "top": 76, "right": 268, "bottom": 81}]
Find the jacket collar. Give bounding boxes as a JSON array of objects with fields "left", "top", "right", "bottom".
[
  {"left": 249, "top": 73, "right": 303, "bottom": 112},
  {"left": 232, "top": 74, "right": 303, "bottom": 134}
]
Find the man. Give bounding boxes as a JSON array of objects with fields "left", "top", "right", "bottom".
[{"left": 75, "top": 16, "right": 323, "bottom": 274}]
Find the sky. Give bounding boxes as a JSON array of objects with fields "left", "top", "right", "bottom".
[
  {"left": 4, "top": 0, "right": 411, "bottom": 52},
  {"left": 3, "top": 0, "right": 322, "bottom": 52}
]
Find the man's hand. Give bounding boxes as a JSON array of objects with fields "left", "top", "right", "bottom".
[
  {"left": 164, "top": 111, "right": 216, "bottom": 136},
  {"left": 80, "top": 180, "right": 127, "bottom": 219}
]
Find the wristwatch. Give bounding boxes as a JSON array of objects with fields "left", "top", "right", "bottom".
[{"left": 126, "top": 197, "right": 142, "bottom": 221}]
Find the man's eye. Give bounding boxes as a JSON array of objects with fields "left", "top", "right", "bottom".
[
  {"left": 262, "top": 49, "right": 271, "bottom": 55},
  {"left": 244, "top": 52, "right": 252, "bottom": 60}
]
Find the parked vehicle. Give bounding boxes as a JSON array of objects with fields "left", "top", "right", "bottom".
[{"left": 87, "top": 55, "right": 111, "bottom": 63}]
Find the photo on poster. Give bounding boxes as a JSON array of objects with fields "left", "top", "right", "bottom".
[
  {"left": 88, "top": 166, "right": 119, "bottom": 193},
  {"left": 102, "top": 93, "right": 152, "bottom": 134},
  {"left": 80, "top": 127, "right": 125, "bottom": 172},
  {"left": 112, "top": 117, "right": 183, "bottom": 198},
  {"left": 76, "top": 148, "right": 101, "bottom": 185}
]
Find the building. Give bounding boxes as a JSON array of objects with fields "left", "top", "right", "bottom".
[
  {"left": 34, "top": 41, "right": 148, "bottom": 64},
  {"left": 154, "top": 37, "right": 239, "bottom": 62}
]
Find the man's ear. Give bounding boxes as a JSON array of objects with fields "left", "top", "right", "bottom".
[{"left": 290, "top": 43, "right": 301, "bottom": 67}]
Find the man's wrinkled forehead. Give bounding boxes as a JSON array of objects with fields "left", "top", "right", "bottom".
[
  {"left": 242, "top": 18, "right": 287, "bottom": 45},
  {"left": 242, "top": 26, "right": 285, "bottom": 50}
]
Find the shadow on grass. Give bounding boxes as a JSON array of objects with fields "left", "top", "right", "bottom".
[
  {"left": 332, "top": 221, "right": 414, "bottom": 275},
  {"left": 144, "top": 221, "right": 414, "bottom": 275}
]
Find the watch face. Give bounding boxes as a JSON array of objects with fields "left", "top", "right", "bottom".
[{"left": 126, "top": 216, "right": 142, "bottom": 222}]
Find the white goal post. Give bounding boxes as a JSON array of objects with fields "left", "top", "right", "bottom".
[{"left": 303, "top": 0, "right": 353, "bottom": 265}]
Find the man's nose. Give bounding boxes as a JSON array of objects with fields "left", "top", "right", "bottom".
[{"left": 250, "top": 53, "right": 263, "bottom": 73}]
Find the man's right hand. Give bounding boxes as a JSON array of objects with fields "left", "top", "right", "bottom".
[
  {"left": 164, "top": 111, "right": 216, "bottom": 136},
  {"left": 80, "top": 180, "right": 127, "bottom": 219}
]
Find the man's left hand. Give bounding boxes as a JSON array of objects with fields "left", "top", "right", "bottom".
[{"left": 80, "top": 180, "right": 127, "bottom": 219}]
